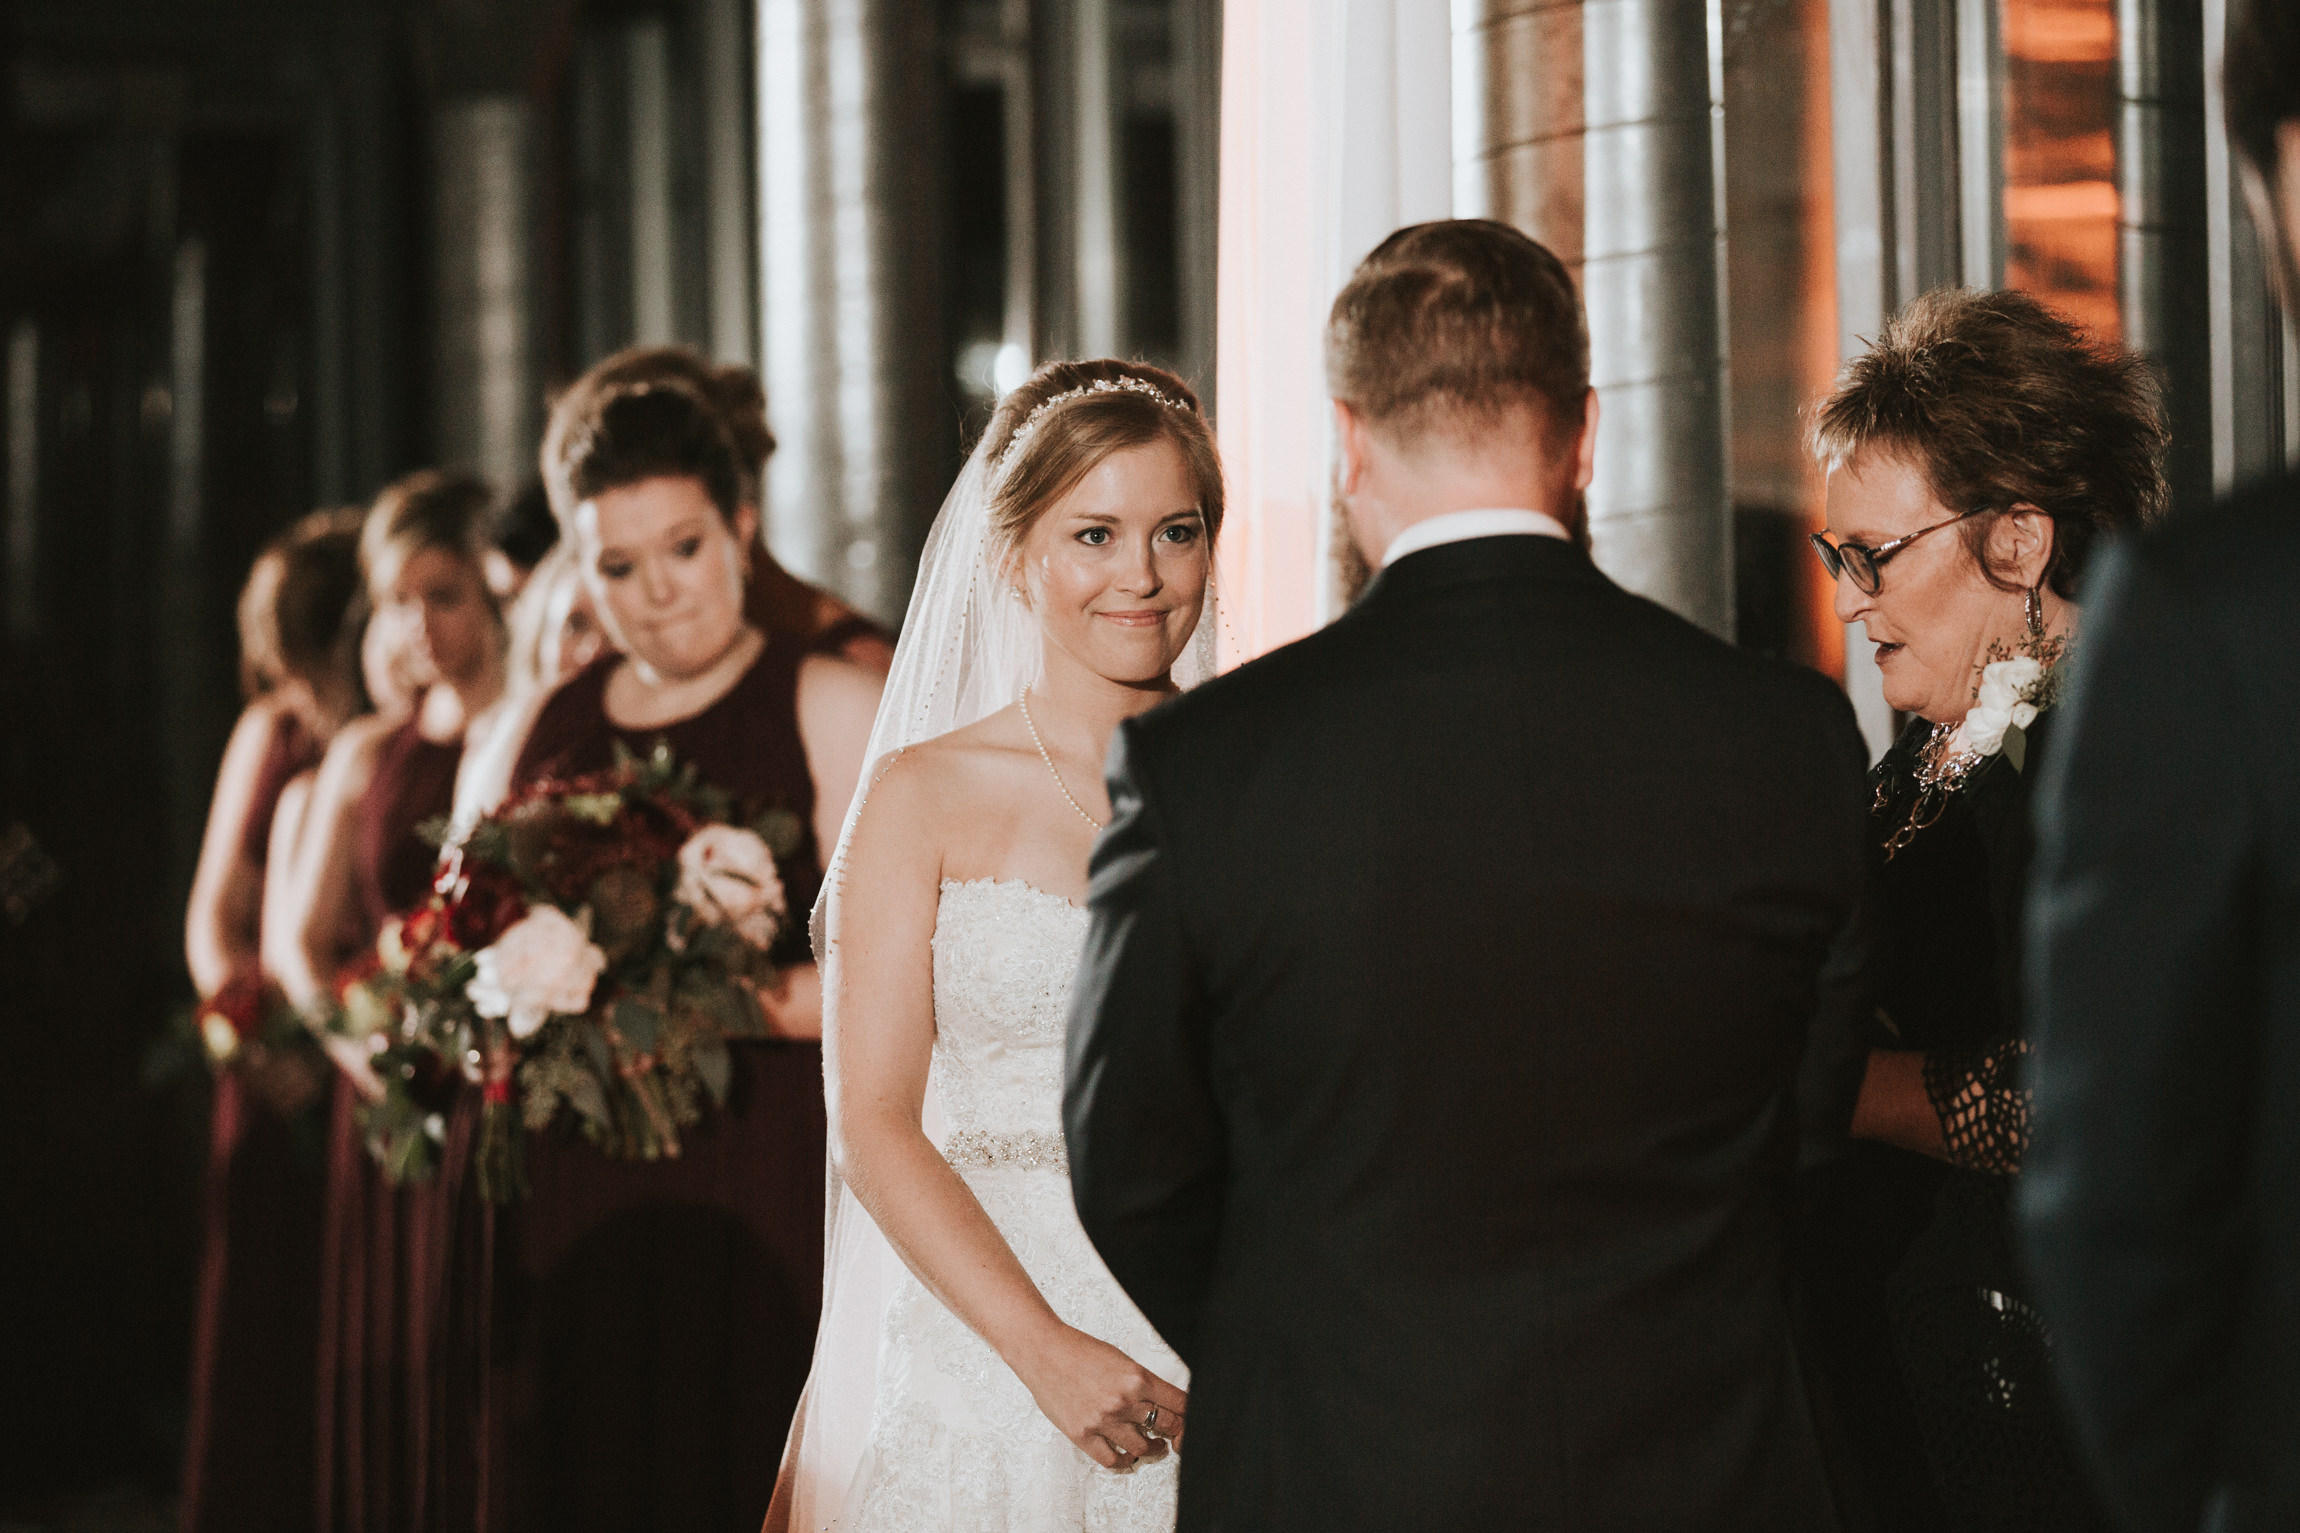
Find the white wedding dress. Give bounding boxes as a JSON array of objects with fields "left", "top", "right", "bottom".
[{"left": 838, "top": 876, "right": 1185, "bottom": 1532}]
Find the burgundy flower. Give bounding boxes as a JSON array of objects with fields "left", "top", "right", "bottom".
[
  {"left": 446, "top": 863, "right": 530, "bottom": 950},
  {"left": 201, "top": 970, "right": 271, "bottom": 1042}
]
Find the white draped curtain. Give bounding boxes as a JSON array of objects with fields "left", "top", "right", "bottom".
[{"left": 1214, "top": 0, "right": 1455, "bottom": 664}]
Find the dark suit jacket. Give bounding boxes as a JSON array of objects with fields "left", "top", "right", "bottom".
[
  {"left": 2023, "top": 473, "right": 2300, "bottom": 1533},
  {"left": 1063, "top": 535, "right": 1874, "bottom": 1531}
]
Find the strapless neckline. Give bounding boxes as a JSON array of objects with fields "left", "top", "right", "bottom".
[{"left": 938, "top": 875, "right": 1088, "bottom": 915}]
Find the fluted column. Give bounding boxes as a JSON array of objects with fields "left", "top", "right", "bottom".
[
  {"left": 431, "top": 95, "right": 540, "bottom": 494},
  {"left": 758, "top": 0, "right": 948, "bottom": 621},
  {"left": 1453, "top": 0, "right": 1734, "bottom": 639},
  {"left": 2120, "top": 0, "right": 2211, "bottom": 510}
]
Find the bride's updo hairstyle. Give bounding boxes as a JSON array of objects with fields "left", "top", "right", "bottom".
[
  {"left": 981, "top": 359, "right": 1224, "bottom": 573},
  {"left": 542, "top": 345, "right": 770, "bottom": 524}
]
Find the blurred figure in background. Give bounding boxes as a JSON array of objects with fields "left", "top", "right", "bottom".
[
  {"left": 484, "top": 479, "right": 561, "bottom": 603},
  {"left": 1800, "top": 288, "right": 2164, "bottom": 1533},
  {"left": 185, "top": 509, "right": 365, "bottom": 996},
  {"left": 258, "top": 593, "right": 427, "bottom": 978},
  {"left": 274, "top": 471, "right": 506, "bottom": 1533},
  {"left": 179, "top": 507, "right": 364, "bottom": 1533},
  {"left": 2022, "top": 3, "right": 2300, "bottom": 1528},
  {"left": 452, "top": 541, "right": 610, "bottom": 827}
]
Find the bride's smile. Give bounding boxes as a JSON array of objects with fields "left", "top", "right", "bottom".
[{"left": 1015, "top": 440, "right": 1210, "bottom": 690}]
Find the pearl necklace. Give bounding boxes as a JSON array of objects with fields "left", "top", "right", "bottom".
[{"left": 1017, "top": 686, "right": 1104, "bottom": 830}]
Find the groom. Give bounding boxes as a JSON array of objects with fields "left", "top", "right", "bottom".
[{"left": 1064, "top": 220, "right": 1873, "bottom": 1530}]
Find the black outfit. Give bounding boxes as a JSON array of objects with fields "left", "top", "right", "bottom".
[
  {"left": 1063, "top": 535, "right": 1874, "bottom": 1532},
  {"left": 1795, "top": 716, "right": 2111, "bottom": 1533},
  {"left": 2022, "top": 475, "right": 2300, "bottom": 1533}
]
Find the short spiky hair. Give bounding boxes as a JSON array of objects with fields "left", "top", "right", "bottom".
[
  {"left": 1326, "top": 219, "right": 1588, "bottom": 444},
  {"left": 1810, "top": 287, "right": 2167, "bottom": 598}
]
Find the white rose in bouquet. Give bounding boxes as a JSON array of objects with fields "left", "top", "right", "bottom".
[
  {"left": 674, "top": 825, "right": 786, "bottom": 949},
  {"left": 469, "top": 905, "right": 608, "bottom": 1040}
]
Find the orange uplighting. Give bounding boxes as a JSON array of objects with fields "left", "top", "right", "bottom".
[
  {"left": 2002, "top": 0, "right": 2120, "bottom": 339},
  {"left": 1798, "top": 0, "right": 1846, "bottom": 682}
]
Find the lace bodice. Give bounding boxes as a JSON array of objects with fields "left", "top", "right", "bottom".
[
  {"left": 844, "top": 877, "right": 1183, "bottom": 1533},
  {"left": 928, "top": 878, "right": 1089, "bottom": 1155}
]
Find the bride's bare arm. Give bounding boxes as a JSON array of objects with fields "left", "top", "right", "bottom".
[{"left": 824, "top": 752, "right": 1184, "bottom": 1468}]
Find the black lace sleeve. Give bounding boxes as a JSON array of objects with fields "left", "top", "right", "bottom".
[{"left": 1922, "top": 1036, "right": 2033, "bottom": 1174}]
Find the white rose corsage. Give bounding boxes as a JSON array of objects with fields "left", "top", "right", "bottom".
[{"left": 1879, "top": 633, "right": 2069, "bottom": 860}]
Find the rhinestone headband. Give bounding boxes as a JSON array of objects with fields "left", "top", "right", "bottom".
[{"left": 994, "top": 376, "right": 1189, "bottom": 479}]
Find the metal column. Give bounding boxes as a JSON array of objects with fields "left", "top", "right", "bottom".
[
  {"left": 2120, "top": 0, "right": 2213, "bottom": 511},
  {"left": 1454, "top": 0, "right": 1735, "bottom": 639},
  {"left": 758, "top": 0, "right": 948, "bottom": 620},
  {"left": 431, "top": 95, "right": 541, "bottom": 495}
]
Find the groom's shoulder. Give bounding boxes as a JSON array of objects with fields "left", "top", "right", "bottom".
[{"left": 1117, "top": 617, "right": 1365, "bottom": 777}]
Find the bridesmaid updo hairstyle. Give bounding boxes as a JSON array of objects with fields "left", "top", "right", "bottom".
[
  {"left": 237, "top": 506, "right": 364, "bottom": 706},
  {"left": 542, "top": 345, "right": 767, "bottom": 526},
  {"left": 361, "top": 470, "right": 502, "bottom": 609},
  {"left": 981, "top": 359, "right": 1224, "bottom": 571},
  {"left": 1810, "top": 287, "right": 2167, "bottom": 599}
]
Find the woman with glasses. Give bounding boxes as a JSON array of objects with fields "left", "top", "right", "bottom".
[{"left": 1794, "top": 287, "right": 2165, "bottom": 1533}]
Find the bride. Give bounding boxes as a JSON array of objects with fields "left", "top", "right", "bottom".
[{"left": 772, "top": 358, "right": 1225, "bottom": 1531}]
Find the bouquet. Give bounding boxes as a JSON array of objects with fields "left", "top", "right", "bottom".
[
  {"left": 335, "top": 742, "right": 800, "bottom": 1201},
  {"left": 151, "top": 969, "right": 330, "bottom": 1121}
]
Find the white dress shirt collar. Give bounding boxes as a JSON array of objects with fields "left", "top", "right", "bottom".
[{"left": 1380, "top": 507, "right": 1570, "bottom": 569}]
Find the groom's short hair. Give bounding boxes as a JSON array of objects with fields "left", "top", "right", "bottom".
[{"left": 1327, "top": 220, "right": 1588, "bottom": 447}]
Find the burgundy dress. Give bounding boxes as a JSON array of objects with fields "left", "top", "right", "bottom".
[
  {"left": 316, "top": 717, "right": 469, "bottom": 1533},
  {"left": 181, "top": 707, "right": 323, "bottom": 1533},
  {"left": 469, "top": 639, "right": 831, "bottom": 1533}
]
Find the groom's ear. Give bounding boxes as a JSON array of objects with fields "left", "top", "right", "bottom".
[
  {"left": 1333, "top": 399, "right": 1370, "bottom": 495},
  {"left": 1571, "top": 387, "right": 1600, "bottom": 494}
]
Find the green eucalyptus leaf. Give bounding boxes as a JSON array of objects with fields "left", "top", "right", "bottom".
[
  {"left": 566, "top": 1070, "right": 611, "bottom": 1129},
  {"left": 754, "top": 807, "right": 804, "bottom": 858},
  {"left": 691, "top": 1034, "right": 733, "bottom": 1105},
  {"left": 578, "top": 1021, "right": 615, "bottom": 1079},
  {"left": 2005, "top": 725, "right": 2027, "bottom": 774},
  {"left": 612, "top": 995, "right": 664, "bottom": 1054}
]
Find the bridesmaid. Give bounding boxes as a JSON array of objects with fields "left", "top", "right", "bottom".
[
  {"left": 180, "top": 508, "right": 363, "bottom": 1533},
  {"left": 539, "top": 344, "right": 895, "bottom": 674},
  {"left": 468, "top": 368, "right": 881, "bottom": 1532},
  {"left": 275, "top": 471, "right": 506, "bottom": 1533}
]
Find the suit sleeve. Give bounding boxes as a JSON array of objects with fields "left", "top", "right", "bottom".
[
  {"left": 1063, "top": 720, "right": 1226, "bottom": 1363},
  {"left": 1798, "top": 699, "right": 1877, "bottom": 1170},
  {"left": 2020, "top": 541, "right": 2258, "bottom": 1533}
]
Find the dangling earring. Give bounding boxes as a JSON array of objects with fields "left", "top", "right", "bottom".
[{"left": 2024, "top": 583, "right": 2045, "bottom": 641}]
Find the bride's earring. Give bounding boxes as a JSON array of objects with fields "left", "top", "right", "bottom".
[{"left": 2025, "top": 583, "right": 2045, "bottom": 640}]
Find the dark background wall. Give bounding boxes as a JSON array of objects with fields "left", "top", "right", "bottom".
[{"left": 0, "top": 0, "right": 422, "bottom": 1512}]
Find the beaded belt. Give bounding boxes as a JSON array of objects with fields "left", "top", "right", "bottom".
[{"left": 942, "top": 1127, "right": 1069, "bottom": 1173}]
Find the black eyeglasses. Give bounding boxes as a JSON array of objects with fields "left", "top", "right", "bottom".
[{"left": 1809, "top": 508, "right": 1984, "bottom": 596}]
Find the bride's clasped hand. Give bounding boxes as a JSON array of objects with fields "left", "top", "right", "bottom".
[{"left": 1012, "top": 1319, "right": 1188, "bottom": 1468}]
